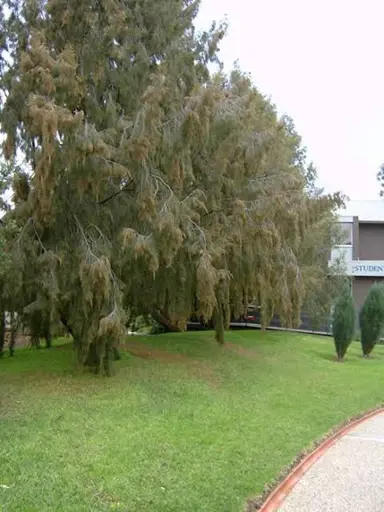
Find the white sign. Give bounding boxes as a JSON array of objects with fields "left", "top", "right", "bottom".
[{"left": 351, "top": 261, "right": 384, "bottom": 277}]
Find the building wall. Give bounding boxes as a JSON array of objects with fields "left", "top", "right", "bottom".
[
  {"left": 352, "top": 277, "right": 384, "bottom": 310},
  {"left": 352, "top": 216, "right": 359, "bottom": 259},
  {"left": 333, "top": 206, "right": 384, "bottom": 312},
  {"left": 352, "top": 224, "right": 384, "bottom": 307},
  {"left": 358, "top": 223, "right": 384, "bottom": 260}
]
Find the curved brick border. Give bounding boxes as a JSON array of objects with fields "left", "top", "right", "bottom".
[{"left": 246, "top": 406, "right": 384, "bottom": 512}]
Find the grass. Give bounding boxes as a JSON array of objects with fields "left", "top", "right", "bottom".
[{"left": 1, "top": 330, "right": 384, "bottom": 512}]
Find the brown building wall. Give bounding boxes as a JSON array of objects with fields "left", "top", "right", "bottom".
[
  {"left": 352, "top": 216, "right": 359, "bottom": 259},
  {"left": 352, "top": 277, "right": 384, "bottom": 310},
  {"left": 358, "top": 223, "right": 384, "bottom": 260}
]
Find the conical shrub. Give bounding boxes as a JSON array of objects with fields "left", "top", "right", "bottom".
[
  {"left": 359, "top": 283, "right": 384, "bottom": 357},
  {"left": 332, "top": 282, "right": 355, "bottom": 360}
]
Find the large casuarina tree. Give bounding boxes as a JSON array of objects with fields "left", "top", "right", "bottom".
[
  {"left": 0, "top": 160, "right": 20, "bottom": 358},
  {"left": 0, "top": 0, "right": 342, "bottom": 372},
  {"left": 0, "top": 163, "right": 11, "bottom": 357}
]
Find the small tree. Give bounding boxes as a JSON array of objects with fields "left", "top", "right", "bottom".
[
  {"left": 332, "top": 282, "right": 355, "bottom": 361},
  {"left": 359, "top": 283, "right": 384, "bottom": 357}
]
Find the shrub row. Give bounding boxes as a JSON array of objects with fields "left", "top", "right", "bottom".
[{"left": 332, "top": 282, "right": 384, "bottom": 360}]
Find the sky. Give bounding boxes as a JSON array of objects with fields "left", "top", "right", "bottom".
[{"left": 195, "top": 0, "right": 384, "bottom": 200}]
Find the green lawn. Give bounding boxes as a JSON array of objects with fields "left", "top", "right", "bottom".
[{"left": 1, "top": 331, "right": 384, "bottom": 512}]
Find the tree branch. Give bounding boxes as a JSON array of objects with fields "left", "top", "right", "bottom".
[
  {"left": 59, "top": 313, "right": 75, "bottom": 339},
  {"left": 98, "top": 179, "right": 134, "bottom": 205}
]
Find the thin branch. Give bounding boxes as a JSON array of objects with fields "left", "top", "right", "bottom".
[
  {"left": 187, "top": 215, "right": 207, "bottom": 248},
  {"left": 73, "top": 213, "right": 98, "bottom": 262},
  {"left": 32, "top": 221, "right": 46, "bottom": 252},
  {"left": 182, "top": 189, "right": 207, "bottom": 204},
  {"left": 59, "top": 312, "right": 75, "bottom": 339},
  {"left": 14, "top": 217, "right": 33, "bottom": 249},
  {"left": 151, "top": 172, "right": 173, "bottom": 214},
  {"left": 88, "top": 223, "right": 111, "bottom": 246},
  {"left": 98, "top": 178, "right": 134, "bottom": 205}
]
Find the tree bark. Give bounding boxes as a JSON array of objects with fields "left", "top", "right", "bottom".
[
  {"left": 0, "top": 311, "right": 5, "bottom": 358},
  {"left": 60, "top": 314, "right": 121, "bottom": 375},
  {"left": 84, "top": 340, "right": 101, "bottom": 371},
  {"left": 84, "top": 337, "right": 120, "bottom": 375},
  {"left": 60, "top": 313, "right": 75, "bottom": 339},
  {"left": 9, "top": 311, "right": 16, "bottom": 356},
  {"left": 151, "top": 310, "right": 185, "bottom": 332},
  {"left": 214, "top": 306, "right": 225, "bottom": 345},
  {"left": 43, "top": 324, "right": 52, "bottom": 348}
]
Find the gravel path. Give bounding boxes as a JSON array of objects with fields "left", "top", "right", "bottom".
[{"left": 279, "top": 412, "right": 384, "bottom": 512}]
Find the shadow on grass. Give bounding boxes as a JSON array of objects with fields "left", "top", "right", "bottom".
[
  {"left": 315, "top": 353, "right": 339, "bottom": 362},
  {"left": 305, "top": 346, "right": 383, "bottom": 363},
  {"left": 361, "top": 353, "right": 382, "bottom": 361}
]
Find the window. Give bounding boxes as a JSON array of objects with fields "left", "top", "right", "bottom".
[{"left": 338, "top": 222, "right": 353, "bottom": 246}]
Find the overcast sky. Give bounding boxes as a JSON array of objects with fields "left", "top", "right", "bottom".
[{"left": 196, "top": 0, "right": 384, "bottom": 200}]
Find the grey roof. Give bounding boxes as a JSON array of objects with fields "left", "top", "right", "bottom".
[{"left": 338, "top": 200, "right": 384, "bottom": 222}]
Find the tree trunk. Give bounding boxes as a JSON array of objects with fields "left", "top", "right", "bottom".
[
  {"left": 113, "top": 346, "right": 121, "bottom": 360},
  {"left": 84, "top": 340, "right": 101, "bottom": 371},
  {"left": 30, "top": 334, "right": 41, "bottom": 349},
  {"left": 43, "top": 325, "right": 52, "bottom": 348},
  {"left": 60, "top": 314, "right": 76, "bottom": 339},
  {"left": 151, "top": 310, "right": 185, "bottom": 332},
  {"left": 9, "top": 311, "right": 16, "bottom": 356},
  {"left": 45, "top": 333, "right": 52, "bottom": 348},
  {"left": 60, "top": 314, "right": 120, "bottom": 375},
  {"left": 214, "top": 306, "right": 225, "bottom": 345},
  {"left": 0, "top": 311, "right": 5, "bottom": 358}
]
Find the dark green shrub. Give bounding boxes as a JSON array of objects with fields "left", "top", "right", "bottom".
[
  {"left": 132, "top": 315, "right": 149, "bottom": 333},
  {"left": 149, "top": 320, "right": 165, "bottom": 335},
  {"left": 359, "top": 283, "right": 384, "bottom": 356},
  {"left": 332, "top": 283, "right": 355, "bottom": 360},
  {"left": 132, "top": 314, "right": 164, "bottom": 335}
]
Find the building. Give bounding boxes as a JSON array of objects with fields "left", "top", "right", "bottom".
[{"left": 331, "top": 200, "right": 384, "bottom": 309}]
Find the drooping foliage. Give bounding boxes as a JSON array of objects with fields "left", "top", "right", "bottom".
[
  {"left": 332, "top": 282, "right": 355, "bottom": 360},
  {"left": 0, "top": 0, "right": 343, "bottom": 371},
  {"left": 377, "top": 164, "right": 384, "bottom": 196},
  {"left": 359, "top": 283, "right": 384, "bottom": 357},
  {"left": 299, "top": 210, "right": 348, "bottom": 329}
]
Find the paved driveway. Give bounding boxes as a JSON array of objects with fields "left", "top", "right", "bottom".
[{"left": 279, "top": 412, "right": 384, "bottom": 511}]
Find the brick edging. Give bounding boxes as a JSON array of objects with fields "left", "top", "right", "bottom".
[{"left": 258, "top": 407, "right": 384, "bottom": 512}]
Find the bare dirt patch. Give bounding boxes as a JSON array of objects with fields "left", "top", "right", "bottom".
[
  {"left": 225, "top": 342, "right": 258, "bottom": 358},
  {"left": 122, "top": 342, "right": 191, "bottom": 363},
  {"left": 120, "top": 341, "right": 219, "bottom": 385}
]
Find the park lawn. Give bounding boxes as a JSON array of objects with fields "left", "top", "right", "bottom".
[{"left": 1, "top": 331, "right": 384, "bottom": 512}]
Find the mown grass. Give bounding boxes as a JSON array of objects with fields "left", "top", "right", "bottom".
[{"left": 1, "top": 330, "right": 384, "bottom": 511}]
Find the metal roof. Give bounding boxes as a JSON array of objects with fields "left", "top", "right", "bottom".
[{"left": 337, "top": 199, "right": 384, "bottom": 222}]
